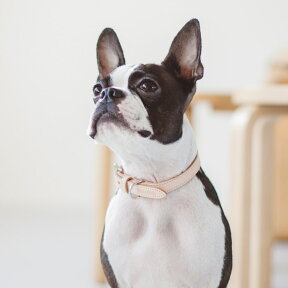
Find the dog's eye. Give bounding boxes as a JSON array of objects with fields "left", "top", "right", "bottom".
[
  {"left": 93, "top": 84, "right": 102, "bottom": 96},
  {"left": 138, "top": 79, "right": 158, "bottom": 93}
]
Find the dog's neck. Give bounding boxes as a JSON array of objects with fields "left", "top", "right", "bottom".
[{"left": 114, "top": 117, "right": 198, "bottom": 183}]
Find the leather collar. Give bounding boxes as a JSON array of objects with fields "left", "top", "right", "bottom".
[{"left": 115, "top": 154, "right": 201, "bottom": 199}]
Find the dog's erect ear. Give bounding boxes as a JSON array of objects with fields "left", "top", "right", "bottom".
[
  {"left": 162, "top": 19, "right": 203, "bottom": 82},
  {"left": 96, "top": 28, "right": 125, "bottom": 79}
]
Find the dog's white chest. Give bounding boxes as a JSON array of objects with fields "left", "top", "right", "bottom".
[{"left": 103, "top": 177, "right": 226, "bottom": 288}]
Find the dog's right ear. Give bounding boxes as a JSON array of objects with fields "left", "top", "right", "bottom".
[{"left": 96, "top": 28, "right": 125, "bottom": 79}]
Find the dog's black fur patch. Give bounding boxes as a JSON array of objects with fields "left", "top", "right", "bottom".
[
  {"left": 100, "top": 229, "right": 119, "bottom": 288},
  {"left": 128, "top": 64, "right": 195, "bottom": 144},
  {"left": 219, "top": 210, "right": 233, "bottom": 288},
  {"left": 196, "top": 168, "right": 232, "bottom": 288}
]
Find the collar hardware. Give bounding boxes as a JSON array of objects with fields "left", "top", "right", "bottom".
[
  {"left": 128, "top": 180, "right": 144, "bottom": 199},
  {"left": 113, "top": 162, "right": 123, "bottom": 173}
]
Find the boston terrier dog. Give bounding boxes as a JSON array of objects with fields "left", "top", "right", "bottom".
[{"left": 88, "top": 19, "right": 232, "bottom": 288}]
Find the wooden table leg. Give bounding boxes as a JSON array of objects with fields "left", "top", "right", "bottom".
[
  {"left": 229, "top": 106, "right": 259, "bottom": 288},
  {"left": 249, "top": 113, "right": 277, "bottom": 288},
  {"left": 95, "top": 145, "right": 112, "bottom": 283},
  {"left": 273, "top": 115, "right": 288, "bottom": 240}
]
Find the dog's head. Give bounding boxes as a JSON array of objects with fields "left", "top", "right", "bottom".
[{"left": 88, "top": 19, "right": 203, "bottom": 150}]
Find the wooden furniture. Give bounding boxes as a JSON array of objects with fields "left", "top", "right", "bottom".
[
  {"left": 274, "top": 116, "right": 288, "bottom": 240},
  {"left": 229, "top": 85, "right": 288, "bottom": 288},
  {"left": 266, "top": 49, "right": 288, "bottom": 84},
  {"left": 193, "top": 93, "right": 237, "bottom": 111}
]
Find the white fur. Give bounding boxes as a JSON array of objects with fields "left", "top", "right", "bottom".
[
  {"left": 89, "top": 65, "right": 226, "bottom": 287},
  {"left": 104, "top": 177, "right": 225, "bottom": 288},
  {"left": 97, "top": 115, "right": 196, "bottom": 182},
  {"left": 111, "top": 65, "right": 153, "bottom": 134}
]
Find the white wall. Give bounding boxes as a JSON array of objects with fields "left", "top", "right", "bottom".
[{"left": 0, "top": 0, "right": 288, "bottom": 208}]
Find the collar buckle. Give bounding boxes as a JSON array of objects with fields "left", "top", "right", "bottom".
[{"left": 128, "top": 179, "right": 144, "bottom": 199}]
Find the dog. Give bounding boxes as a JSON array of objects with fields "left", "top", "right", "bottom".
[{"left": 88, "top": 19, "right": 232, "bottom": 288}]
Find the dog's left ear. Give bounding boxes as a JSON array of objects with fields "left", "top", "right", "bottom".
[
  {"left": 162, "top": 18, "right": 204, "bottom": 83},
  {"left": 97, "top": 28, "right": 125, "bottom": 79}
]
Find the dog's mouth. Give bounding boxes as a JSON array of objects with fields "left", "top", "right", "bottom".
[
  {"left": 88, "top": 110, "right": 108, "bottom": 139},
  {"left": 89, "top": 104, "right": 127, "bottom": 139}
]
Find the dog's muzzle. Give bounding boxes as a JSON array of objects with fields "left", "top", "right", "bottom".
[{"left": 88, "top": 95, "right": 126, "bottom": 139}]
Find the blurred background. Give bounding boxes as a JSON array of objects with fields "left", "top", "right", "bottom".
[{"left": 0, "top": 0, "right": 288, "bottom": 287}]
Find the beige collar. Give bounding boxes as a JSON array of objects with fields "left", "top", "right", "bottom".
[{"left": 115, "top": 154, "right": 201, "bottom": 199}]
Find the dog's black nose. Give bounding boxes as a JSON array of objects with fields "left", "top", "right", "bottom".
[{"left": 100, "top": 88, "right": 124, "bottom": 102}]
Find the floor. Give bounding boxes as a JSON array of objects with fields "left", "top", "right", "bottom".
[{"left": 0, "top": 206, "right": 287, "bottom": 288}]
